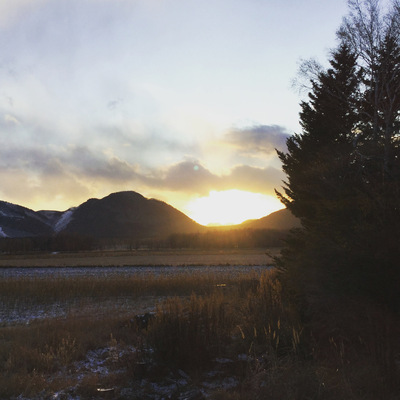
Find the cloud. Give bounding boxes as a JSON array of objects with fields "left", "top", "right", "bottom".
[
  {"left": 0, "top": 9, "right": 288, "bottom": 209},
  {"left": 0, "top": 143, "right": 146, "bottom": 209},
  {"left": 0, "top": 147, "right": 93, "bottom": 211},
  {"left": 95, "top": 124, "right": 198, "bottom": 165},
  {"left": 154, "top": 160, "right": 284, "bottom": 197},
  {"left": 225, "top": 164, "right": 284, "bottom": 194},
  {"left": 159, "top": 161, "right": 219, "bottom": 194},
  {"left": 0, "top": 144, "right": 142, "bottom": 182},
  {"left": 0, "top": 139, "right": 285, "bottom": 211},
  {"left": 224, "top": 124, "right": 290, "bottom": 156},
  {"left": 0, "top": 0, "right": 48, "bottom": 28},
  {"left": 0, "top": 168, "right": 90, "bottom": 211},
  {"left": 3, "top": 114, "right": 20, "bottom": 126},
  {"left": 61, "top": 146, "right": 140, "bottom": 182}
]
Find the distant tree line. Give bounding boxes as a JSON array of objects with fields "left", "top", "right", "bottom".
[
  {"left": 0, "top": 233, "right": 95, "bottom": 253},
  {"left": 95, "top": 228, "right": 288, "bottom": 250},
  {"left": 276, "top": 0, "right": 400, "bottom": 311},
  {"left": 166, "top": 229, "right": 288, "bottom": 249}
]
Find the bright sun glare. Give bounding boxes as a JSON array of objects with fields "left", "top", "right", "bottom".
[{"left": 186, "top": 190, "right": 284, "bottom": 226}]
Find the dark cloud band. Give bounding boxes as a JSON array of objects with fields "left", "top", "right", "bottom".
[{"left": 224, "top": 124, "right": 290, "bottom": 154}]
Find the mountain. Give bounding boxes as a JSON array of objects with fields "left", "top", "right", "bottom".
[
  {"left": 0, "top": 201, "right": 54, "bottom": 238},
  {"left": 0, "top": 191, "right": 300, "bottom": 241},
  {"left": 239, "top": 208, "right": 301, "bottom": 230},
  {"left": 0, "top": 191, "right": 204, "bottom": 239},
  {"left": 62, "top": 191, "right": 205, "bottom": 239}
]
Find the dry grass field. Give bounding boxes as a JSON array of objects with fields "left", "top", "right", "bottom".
[
  {"left": 0, "top": 253, "right": 286, "bottom": 399},
  {"left": 1, "top": 248, "right": 399, "bottom": 399},
  {"left": 0, "top": 248, "right": 278, "bottom": 267}
]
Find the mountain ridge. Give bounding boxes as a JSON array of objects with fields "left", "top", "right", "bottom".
[
  {"left": 239, "top": 208, "right": 301, "bottom": 230},
  {"left": 0, "top": 191, "right": 299, "bottom": 239}
]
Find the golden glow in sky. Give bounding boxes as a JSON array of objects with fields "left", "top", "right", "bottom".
[
  {"left": 186, "top": 190, "right": 284, "bottom": 226},
  {"left": 0, "top": 0, "right": 349, "bottom": 216}
]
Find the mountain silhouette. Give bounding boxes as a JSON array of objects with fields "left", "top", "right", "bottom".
[
  {"left": 0, "top": 191, "right": 299, "bottom": 240},
  {"left": 0, "top": 201, "right": 54, "bottom": 238},
  {"left": 239, "top": 208, "right": 301, "bottom": 230},
  {"left": 62, "top": 191, "right": 204, "bottom": 239}
]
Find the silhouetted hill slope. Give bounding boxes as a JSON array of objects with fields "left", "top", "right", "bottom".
[
  {"left": 0, "top": 192, "right": 299, "bottom": 242},
  {"left": 240, "top": 208, "right": 301, "bottom": 230},
  {"left": 63, "top": 191, "right": 205, "bottom": 239},
  {"left": 0, "top": 201, "right": 54, "bottom": 237}
]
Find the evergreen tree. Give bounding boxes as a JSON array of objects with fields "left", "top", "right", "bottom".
[
  {"left": 276, "top": 43, "right": 364, "bottom": 301},
  {"left": 277, "top": 0, "right": 400, "bottom": 310},
  {"left": 277, "top": 43, "right": 360, "bottom": 229},
  {"left": 341, "top": 3, "right": 400, "bottom": 307}
]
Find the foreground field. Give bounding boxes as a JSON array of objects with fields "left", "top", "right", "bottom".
[
  {"left": 1, "top": 249, "right": 399, "bottom": 399},
  {"left": 1, "top": 262, "right": 285, "bottom": 399},
  {"left": 0, "top": 250, "right": 276, "bottom": 399}
]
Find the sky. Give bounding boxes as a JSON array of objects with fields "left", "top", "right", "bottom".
[{"left": 0, "top": 0, "right": 349, "bottom": 225}]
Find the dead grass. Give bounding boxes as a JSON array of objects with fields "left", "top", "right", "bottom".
[
  {"left": 0, "top": 269, "right": 261, "bottom": 307},
  {"left": 0, "top": 267, "right": 266, "bottom": 398},
  {"left": 0, "top": 315, "right": 140, "bottom": 398},
  {"left": 1, "top": 262, "right": 399, "bottom": 399}
]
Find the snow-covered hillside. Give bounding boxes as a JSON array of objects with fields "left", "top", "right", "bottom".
[
  {"left": 54, "top": 208, "right": 76, "bottom": 233},
  {"left": 0, "top": 201, "right": 75, "bottom": 238}
]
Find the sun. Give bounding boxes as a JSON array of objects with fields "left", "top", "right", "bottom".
[{"left": 185, "top": 190, "right": 284, "bottom": 226}]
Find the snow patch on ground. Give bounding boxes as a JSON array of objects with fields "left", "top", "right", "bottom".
[
  {"left": 15, "top": 342, "right": 244, "bottom": 399},
  {"left": 0, "top": 302, "right": 70, "bottom": 326},
  {"left": 0, "top": 296, "right": 159, "bottom": 326}
]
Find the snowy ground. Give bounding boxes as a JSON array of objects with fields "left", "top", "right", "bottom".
[
  {"left": 0, "top": 296, "right": 159, "bottom": 326},
  {"left": 6, "top": 303, "right": 252, "bottom": 399},
  {"left": 16, "top": 342, "right": 249, "bottom": 399}
]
